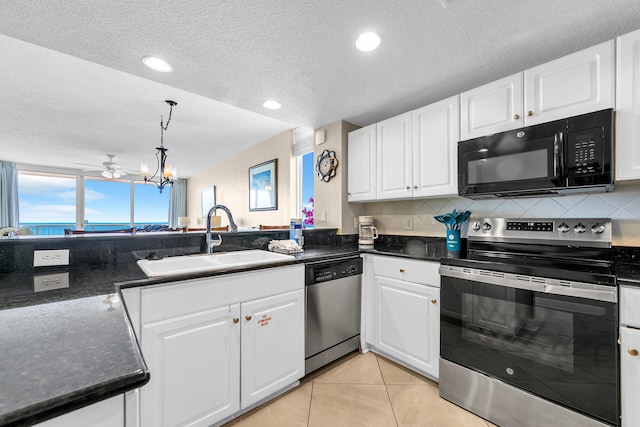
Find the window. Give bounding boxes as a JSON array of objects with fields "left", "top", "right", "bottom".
[
  {"left": 292, "top": 128, "right": 314, "bottom": 228},
  {"left": 84, "top": 177, "right": 131, "bottom": 230},
  {"left": 17, "top": 169, "right": 171, "bottom": 235},
  {"left": 134, "top": 182, "right": 170, "bottom": 225},
  {"left": 18, "top": 171, "right": 76, "bottom": 235},
  {"left": 300, "top": 152, "right": 314, "bottom": 228}
]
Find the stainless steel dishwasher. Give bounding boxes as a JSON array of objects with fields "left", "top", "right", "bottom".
[{"left": 305, "top": 255, "right": 363, "bottom": 374}]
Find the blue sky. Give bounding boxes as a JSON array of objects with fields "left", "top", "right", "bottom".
[{"left": 19, "top": 173, "right": 169, "bottom": 224}]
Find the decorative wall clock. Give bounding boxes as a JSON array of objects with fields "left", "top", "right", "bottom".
[{"left": 316, "top": 150, "right": 339, "bottom": 182}]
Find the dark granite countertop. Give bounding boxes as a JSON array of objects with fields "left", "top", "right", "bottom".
[{"left": 0, "top": 295, "right": 149, "bottom": 427}]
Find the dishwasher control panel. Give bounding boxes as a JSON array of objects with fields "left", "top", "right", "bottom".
[{"left": 305, "top": 256, "right": 363, "bottom": 285}]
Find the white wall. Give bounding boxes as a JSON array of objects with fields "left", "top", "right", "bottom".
[{"left": 186, "top": 130, "right": 293, "bottom": 229}]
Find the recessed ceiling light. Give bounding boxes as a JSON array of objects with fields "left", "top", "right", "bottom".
[
  {"left": 356, "top": 32, "right": 381, "bottom": 52},
  {"left": 262, "top": 100, "right": 282, "bottom": 110},
  {"left": 142, "top": 56, "right": 173, "bottom": 72}
]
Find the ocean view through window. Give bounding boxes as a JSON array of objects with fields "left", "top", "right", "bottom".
[{"left": 18, "top": 171, "right": 170, "bottom": 235}]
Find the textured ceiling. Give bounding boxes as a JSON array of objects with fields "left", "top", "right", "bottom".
[{"left": 2, "top": 1, "right": 640, "bottom": 177}]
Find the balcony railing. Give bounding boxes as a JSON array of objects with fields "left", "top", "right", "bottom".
[{"left": 18, "top": 223, "right": 169, "bottom": 236}]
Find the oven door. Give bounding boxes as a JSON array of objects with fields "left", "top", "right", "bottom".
[
  {"left": 440, "top": 266, "right": 619, "bottom": 426},
  {"left": 458, "top": 119, "right": 566, "bottom": 198}
]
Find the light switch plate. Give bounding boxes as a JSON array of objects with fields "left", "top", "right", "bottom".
[
  {"left": 33, "top": 272, "right": 69, "bottom": 292},
  {"left": 33, "top": 249, "right": 70, "bottom": 267}
]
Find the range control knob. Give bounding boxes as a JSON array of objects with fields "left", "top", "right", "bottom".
[
  {"left": 557, "top": 223, "right": 570, "bottom": 233},
  {"left": 482, "top": 223, "right": 492, "bottom": 232},
  {"left": 472, "top": 222, "right": 481, "bottom": 231},
  {"left": 591, "top": 223, "right": 606, "bottom": 234},
  {"left": 574, "top": 223, "right": 586, "bottom": 234}
]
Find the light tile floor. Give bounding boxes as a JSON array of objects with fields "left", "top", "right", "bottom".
[{"left": 225, "top": 351, "right": 497, "bottom": 427}]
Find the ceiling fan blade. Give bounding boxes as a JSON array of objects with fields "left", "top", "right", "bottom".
[{"left": 74, "top": 162, "right": 103, "bottom": 168}]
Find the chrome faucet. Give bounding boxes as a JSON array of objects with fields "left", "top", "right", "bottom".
[{"left": 206, "top": 204, "right": 238, "bottom": 254}]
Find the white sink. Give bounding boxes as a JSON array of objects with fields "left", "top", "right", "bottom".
[{"left": 137, "top": 250, "right": 295, "bottom": 278}]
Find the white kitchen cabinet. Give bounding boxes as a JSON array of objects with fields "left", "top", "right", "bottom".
[
  {"left": 620, "top": 327, "right": 640, "bottom": 427},
  {"left": 363, "top": 255, "right": 440, "bottom": 379},
  {"left": 460, "top": 73, "right": 523, "bottom": 140},
  {"left": 347, "top": 124, "right": 377, "bottom": 201},
  {"left": 412, "top": 95, "right": 459, "bottom": 198},
  {"left": 34, "top": 395, "right": 124, "bottom": 427},
  {"left": 140, "top": 305, "right": 240, "bottom": 427},
  {"left": 616, "top": 28, "right": 640, "bottom": 181},
  {"left": 460, "top": 40, "right": 614, "bottom": 140},
  {"left": 134, "top": 265, "right": 304, "bottom": 427},
  {"left": 377, "top": 112, "right": 413, "bottom": 200},
  {"left": 524, "top": 40, "right": 614, "bottom": 126},
  {"left": 240, "top": 289, "right": 305, "bottom": 409},
  {"left": 621, "top": 285, "right": 640, "bottom": 427}
]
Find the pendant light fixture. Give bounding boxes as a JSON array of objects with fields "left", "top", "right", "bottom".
[{"left": 140, "top": 100, "right": 178, "bottom": 193}]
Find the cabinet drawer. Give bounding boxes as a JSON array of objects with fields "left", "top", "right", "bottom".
[
  {"left": 621, "top": 285, "right": 640, "bottom": 328},
  {"left": 372, "top": 255, "right": 439, "bottom": 286},
  {"left": 141, "top": 265, "right": 304, "bottom": 324}
]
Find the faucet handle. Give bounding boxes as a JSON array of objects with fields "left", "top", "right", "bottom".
[{"left": 211, "top": 234, "right": 223, "bottom": 248}]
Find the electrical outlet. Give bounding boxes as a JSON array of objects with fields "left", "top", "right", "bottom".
[
  {"left": 403, "top": 217, "right": 413, "bottom": 230},
  {"left": 320, "top": 211, "right": 327, "bottom": 222},
  {"left": 33, "top": 249, "right": 70, "bottom": 267},
  {"left": 354, "top": 217, "right": 358, "bottom": 228},
  {"left": 33, "top": 272, "right": 69, "bottom": 292}
]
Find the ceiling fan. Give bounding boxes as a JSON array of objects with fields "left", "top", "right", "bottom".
[{"left": 75, "top": 154, "right": 134, "bottom": 179}]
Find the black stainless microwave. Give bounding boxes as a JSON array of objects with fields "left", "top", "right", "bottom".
[{"left": 458, "top": 109, "right": 614, "bottom": 199}]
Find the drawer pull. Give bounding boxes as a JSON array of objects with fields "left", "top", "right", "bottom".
[
  {"left": 233, "top": 317, "right": 239, "bottom": 324},
  {"left": 527, "top": 110, "right": 533, "bottom": 117},
  {"left": 629, "top": 348, "right": 639, "bottom": 357},
  {"left": 431, "top": 299, "right": 437, "bottom": 304},
  {"left": 399, "top": 269, "right": 405, "bottom": 273},
  {"left": 514, "top": 114, "right": 520, "bottom": 120},
  {"left": 246, "top": 315, "right": 252, "bottom": 321}
]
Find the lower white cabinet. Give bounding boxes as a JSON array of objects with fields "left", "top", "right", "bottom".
[
  {"left": 34, "top": 395, "right": 124, "bottom": 427},
  {"left": 363, "top": 254, "right": 440, "bottom": 379},
  {"left": 240, "top": 290, "right": 305, "bottom": 409},
  {"left": 140, "top": 305, "right": 241, "bottom": 427},
  {"left": 129, "top": 265, "right": 305, "bottom": 427},
  {"left": 620, "top": 285, "right": 640, "bottom": 427}
]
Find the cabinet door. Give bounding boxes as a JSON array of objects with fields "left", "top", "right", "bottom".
[
  {"left": 616, "top": 29, "right": 640, "bottom": 181},
  {"left": 140, "top": 305, "right": 240, "bottom": 427},
  {"left": 524, "top": 40, "right": 614, "bottom": 126},
  {"left": 412, "top": 95, "right": 459, "bottom": 198},
  {"left": 241, "top": 289, "right": 304, "bottom": 409},
  {"left": 373, "top": 275, "right": 440, "bottom": 379},
  {"left": 34, "top": 395, "right": 124, "bottom": 427},
  {"left": 347, "top": 124, "right": 377, "bottom": 201},
  {"left": 620, "top": 327, "right": 640, "bottom": 427},
  {"left": 460, "top": 73, "right": 523, "bottom": 140},
  {"left": 377, "top": 112, "right": 413, "bottom": 200}
]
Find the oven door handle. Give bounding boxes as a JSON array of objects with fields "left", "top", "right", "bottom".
[
  {"left": 553, "top": 131, "right": 564, "bottom": 178},
  {"left": 439, "top": 265, "right": 617, "bottom": 303}
]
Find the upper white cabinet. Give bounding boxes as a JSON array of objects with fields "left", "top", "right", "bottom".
[
  {"left": 460, "top": 73, "right": 523, "bottom": 140},
  {"left": 377, "top": 112, "right": 413, "bottom": 200},
  {"left": 347, "top": 124, "right": 377, "bottom": 201},
  {"left": 524, "top": 40, "right": 614, "bottom": 125},
  {"left": 412, "top": 95, "right": 459, "bottom": 198},
  {"left": 616, "top": 28, "right": 640, "bottom": 181},
  {"left": 348, "top": 96, "right": 459, "bottom": 203},
  {"left": 461, "top": 40, "right": 614, "bottom": 140}
]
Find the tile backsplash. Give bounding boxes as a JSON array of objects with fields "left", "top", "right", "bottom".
[{"left": 363, "top": 181, "right": 640, "bottom": 246}]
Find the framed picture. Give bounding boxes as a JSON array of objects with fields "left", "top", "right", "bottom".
[
  {"left": 201, "top": 186, "right": 216, "bottom": 217},
  {"left": 249, "top": 159, "right": 277, "bottom": 211}
]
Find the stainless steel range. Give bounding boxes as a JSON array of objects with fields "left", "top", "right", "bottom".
[{"left": 439, "top": 218, "right": 618, "bottom": 427}]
